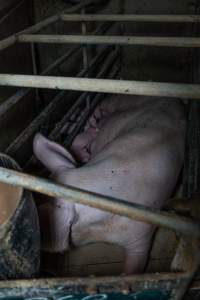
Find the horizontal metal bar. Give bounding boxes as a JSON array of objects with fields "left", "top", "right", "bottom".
[
  {"left": 6, "top": 46, "right": 110, "bottom": 156},
  {"left": 0, "top": 0, "right": 98, "bottom": 51},
  {"left": 0, "top": 35, "right": 18, "bottom": 51},
  {"left": 51, "top": 49, "right": 118, "bottom": 140},
  {"left": 18, "top": 34, "right": 200, "bottom": 48},
  {"left": 61, "top": 14, "right": 200, "bottom": 23},
  {"left": 0, "top": 167, "right": 199, "bottom": 238},
  {"left": 0, "top": 273, "right": 190, "bottom": 297},
  {"left": 0, "top": 74, "right": 200, "bottom": 99},
  {"left": 19, "top": 0, "right": 98, "bottom": 35},
  {"left": 0, "top": 21, "right": 110, "bottom": 121},
  {"left": 0, "top": 46, "right": 80, "bottom": 120},
  {"left": 63, "top": 59, "right": 119, "bottom": 146},
  {"left": 24, "top": 49, "right": 115, "bottom": 168}
]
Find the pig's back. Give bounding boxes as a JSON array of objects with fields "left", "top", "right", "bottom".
[
  {"left": 64, "top": 97, "right": 185, "bottom": 209},
  {"left": 90, "top": 96, "right": 185, "bottom": 159}
]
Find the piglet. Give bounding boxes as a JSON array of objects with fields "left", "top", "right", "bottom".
[{"left": 33, "top": 95, "right": 186, "bottom": 274}]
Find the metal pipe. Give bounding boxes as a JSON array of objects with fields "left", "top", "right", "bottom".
[
  {"left": 1, "top": 75, "right": 200, "bottom": 99},
  {"left": 0, "top": 167, "right": 199, "bottom": 238},
  {"left": 6, "top": 46, "right": 110, "bottom": 156},
  {"left": 18, "top": 34, "right": 200, "bottom": 48},
  {"left": 0, "top": 0, "right": 26, "bottom": 25},
  {"left": 60, "top": 14, "right": 200, "bottom": 23},
  {"left": 62, "top": 57, "right": 119, "bottom": 144},
  {"left": 81, "top": 7, "right": 91, "bottom": 108},
  {"left": 0, "top": 0, "right": 98, "bottom": 51},
  {"left": 0, "top": 272, "right": 190, "bottom": 297},
  {"left": 0, "top": 22, "right": 110, "bottom": 120},
  {"left": 0, "top": 36, "right": 18, "bottom": 51},
  {"left": 0, "top": 46, "right": 80, "bottom": 120},
  {"left": 52, "top": 49, "right": 118, "bottom": 140},
  {"left": 30, "top": 43, "right": 40, "bottom": 103}
]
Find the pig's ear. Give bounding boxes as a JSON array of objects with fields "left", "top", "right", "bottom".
[{"left": 33, "top": 133, "right": 77, "bottom": 174}]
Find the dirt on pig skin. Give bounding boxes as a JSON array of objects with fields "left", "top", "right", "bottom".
[{"left": 33, "top": 95, "right": 186, "bottom": 274}]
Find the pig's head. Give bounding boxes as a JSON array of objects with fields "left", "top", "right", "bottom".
[
  {"left": 33, "top": 133, "right": 77, "bottom": 176},
  {"left": 33, "top": 133, "right": 77, "bottom": 253}
]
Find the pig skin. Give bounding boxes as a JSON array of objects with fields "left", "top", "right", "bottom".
[{"left": 33, "top": 95, "right": 186, "bottom": 274}]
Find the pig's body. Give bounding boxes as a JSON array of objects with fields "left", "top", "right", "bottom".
[{"left": 34, "top": 95, "right": 186, "bottom": 274}]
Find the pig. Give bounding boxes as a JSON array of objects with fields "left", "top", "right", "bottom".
[{"left": 33, "top": 95, "right": 186, "bottom": 274}]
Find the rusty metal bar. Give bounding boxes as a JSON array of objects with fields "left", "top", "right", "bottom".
[
  {"left": 60, "top": 14, "right": 200, "bottom": 23},
  {"left": 0, "top": 36, "right": 18, "bottom": 51},
  {"left": 0, "top": 272, "right": 190, "bottom": 297},
  {"left": 6, "top": 46, "right": 110, "bottom": 156},
  {"left": 1, "top": 75, "right": 200, "bottom": 99},
  {"left": 17, "top": 34, "right": 200, "bottom": 48},
  {"left": 0, "top": 0, "right": 98, "bottom": 51},
  {"left": 0, "top": 167, "right": 199, "bottom": 238}
]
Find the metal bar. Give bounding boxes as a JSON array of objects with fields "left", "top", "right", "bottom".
[
  {"left": 1, "top": 75, "right": 200, "bottom": 99},
  {"left": 64, "top": 70, "right": 119, "bottom": 147},
  {"left": 0, "top": 0, "right": 26, "bottom": 25},
  {"left": 0, "top": 36, "right": 18, "bottom": 51},
  {"left": 0, "top": 273, "right": 189, "bottom": 297},
  {"left": 64, "top": 93, "right": 102, "bottom": 147},
  {"left": 6, "top": 46, "right": 110, "bottom": 156},
  {"left": 18, "top": 34, "right": 200, "bottom": 48},
  {"left": 30, "top": 43, "right": 40, "bottom": 102},
  {"left": 0, "top": 22, "right": 111, "bottom": 120},
  {"left": 0, "top": 46, "right": 80, "bottom": 120},
  {"left": 60, "top": 14, "right": 200, "bottom": 23},
  {"left": 60, "top": 53, "right": 119, "bottom": 143},
  {"left": 0, "top": 0, "right": 98, "bottom": 51},
  {"left": 81, "top": 7, "right": 91, "bottom": 107},
  {"left": 81, "top": 8, "right": 89, "bottom": 70},
  {"left": 19, "top": 0, "right": 99, "bottom": 35},
  {"left": 0, "top": 167, "right": 199, "bottom": 238},
  {"left": 24, "top": 24, "right": 112, "bottom": 168},
  {"left": 50, "top": 49, "right": 114, "bottom": 140}
]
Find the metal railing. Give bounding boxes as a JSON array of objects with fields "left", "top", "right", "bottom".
[{"left": 0, "top": 2, "right": 199, "bottom": 299}]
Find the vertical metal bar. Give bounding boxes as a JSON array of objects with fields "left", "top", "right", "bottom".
[
  {"left": 81, "top": 7, "right": 91, "bottom": 108},
  {"left": 30, "top": 43, "right": 40, "bottom": 103}
]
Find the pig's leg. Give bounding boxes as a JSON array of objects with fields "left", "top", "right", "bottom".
[
  {"left": 122, "top": 223, "right": 155, "bottom": 274},
  {"left": 124, "top": 242, "right": 152, "bottom": 274},
  {"left": 38, "top": 199, "right": 76, "bottom": 253}
]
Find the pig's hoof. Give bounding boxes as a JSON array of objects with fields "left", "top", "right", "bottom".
[{"left": 0, "top": 153, "right": 40, "bottom": 279}]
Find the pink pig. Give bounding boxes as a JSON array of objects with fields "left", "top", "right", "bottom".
[{"left": 33, "top": 95, "right": 186, "bottom": 274}]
